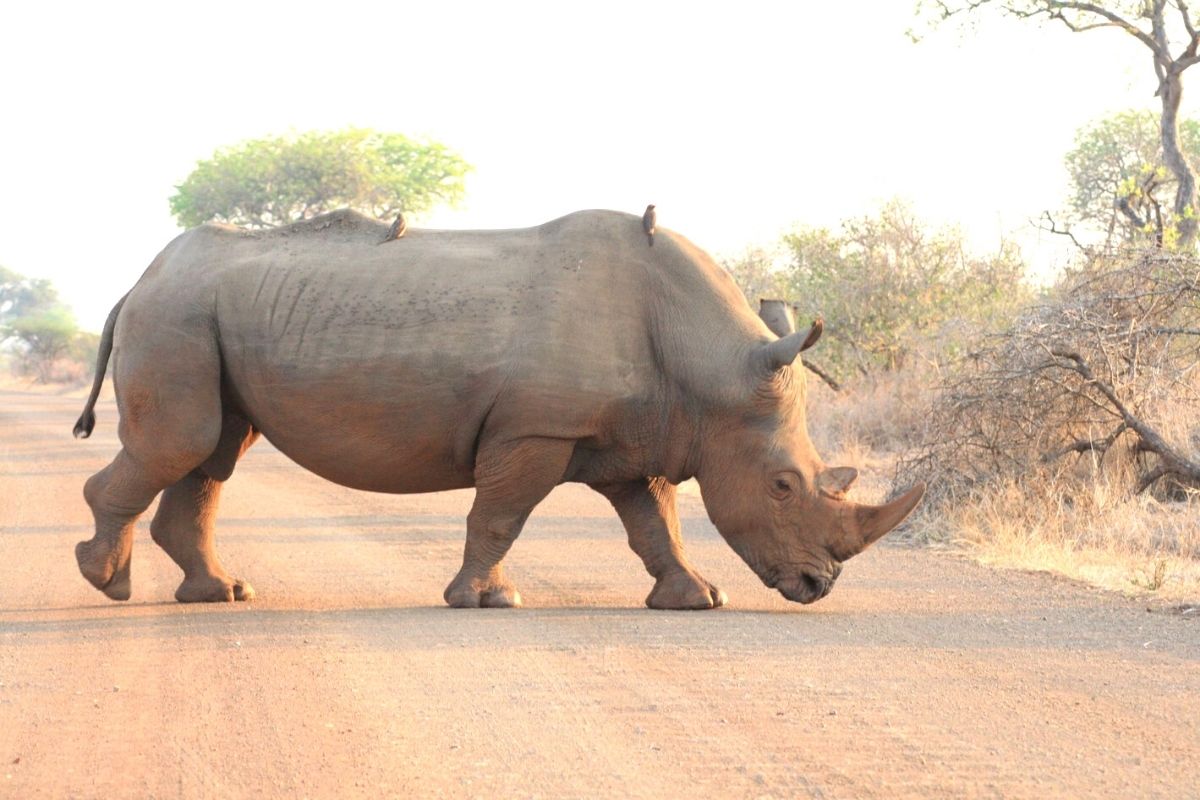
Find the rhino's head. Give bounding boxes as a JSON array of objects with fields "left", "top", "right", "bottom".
[{"left": 694, "top": 302, "right": 925, "bottom": 604}]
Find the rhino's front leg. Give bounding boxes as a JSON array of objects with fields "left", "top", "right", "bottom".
[
  {"left": 444, "top": 437, "right": 575, "bottom": 609},
  {"left": 592, "top": 477, "right": 727, "bottom": 610}
]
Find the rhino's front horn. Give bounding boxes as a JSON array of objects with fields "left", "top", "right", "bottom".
[
  {"left": 837, "top": 482, "right": 926, "bottom": 559},
  {"left": 761, "top": 319, "right": 823, "bottom": 371}
]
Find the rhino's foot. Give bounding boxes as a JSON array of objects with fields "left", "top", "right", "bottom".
[
  {"left": 647, "top": 570, "right": 727, "bottom": 610},
  {"left": 444, "top": 574, "right": 523, "bottom": 609},
  {"left": 175, "top": 575, "right": 255, "bottom": 603},
  {"left": 75, "top": 539, "right": 132, "bottom": 601}
]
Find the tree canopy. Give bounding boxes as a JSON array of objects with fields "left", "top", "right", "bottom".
[{"left": 169, "top": 128, "right": 471, "bottom": 230}]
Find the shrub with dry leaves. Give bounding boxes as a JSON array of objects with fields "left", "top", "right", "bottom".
[{"left": 903, "top": 250, "right": 1200, "bottom": 503}]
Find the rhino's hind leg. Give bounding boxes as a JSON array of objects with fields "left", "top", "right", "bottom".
[
  {"left": 592, "top": 477, "right": 727, "bottom": 610},
  {"left": 77, "top": 323, "right": 225, "bottom": 601},
  {"left": 77, "top": 425, "right": 222, "bottom": 600},
  {"left": 151, "top": 473, "right": 252, "bottom": 602},
  {"left": 77, "top": 450, "right": 165, "bottom": 600},
  {"left": 444, "top": 438, "right": 575, "bottom": 609},
  {"left": 150, "top": 416, "right": 260, "bottom": 603}
]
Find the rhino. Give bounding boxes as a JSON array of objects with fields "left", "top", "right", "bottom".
[{"left": 73, "top": 209, "right": 924, "bottom": 609}]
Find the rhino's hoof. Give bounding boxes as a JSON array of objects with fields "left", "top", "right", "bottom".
[
  {"left": 76, "top": 539, "right": 131, "bottom": 601},
  {"left": 647, "top": 571, "right": 726, "bottom": 610},
  {"left": 175, "top": 576, "right": 255, "bottom": 603},
  {"left": 481, "top": 588, "right": 522, "bottom": 608},
  {"left": 444, "top": 578, "right": 522, "bottom": 609},
  {"left": 102, "top": 574, "right": 133, "bottom": 602}
]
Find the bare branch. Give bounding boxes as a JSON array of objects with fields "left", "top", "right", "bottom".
[
  {"left": 1034, "top": 1, "right": 1169, "bottom": 61},
  {"left": 1141, "top": 327, "right": 1200, "bottom": 335},
  {"left": 1180, "top": 0, "right": 1199, "bottom": 40},
  {"left": 1136, "top": 465, "right": 1169, "bottom": 493},
  {"left": 1049, "top": 347, "right": 1200, "bottom": 491},
  {"left": 1172, "top": 53, "right": 1200, "bottom": 73},
  {"left": 1040, "top": 423, "right": 1128, "bottom": 462},
  {"left": 1117, "top": 195, "right": 1151, "bottom": 231},
  {"left": 801, "top": 358, "right": 842, "bottom": 393},
  {"left": 1037, "top": 211, "right": 1093, "bottom": 254}
]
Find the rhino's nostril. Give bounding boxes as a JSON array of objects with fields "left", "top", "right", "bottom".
[{"left": 801, "top": 572, "right": 826, "bottom": 597}]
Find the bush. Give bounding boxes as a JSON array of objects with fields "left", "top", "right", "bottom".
[
  {"left": 723, "top": 202, "right": 1030, "bottom": 383},
  {"left": 901, "top": 249, "right": 1200, "bottom": 504}
]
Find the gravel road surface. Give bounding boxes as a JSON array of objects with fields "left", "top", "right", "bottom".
[{"left": 1, "top": 390, "right": 1197, "bottom": 798}]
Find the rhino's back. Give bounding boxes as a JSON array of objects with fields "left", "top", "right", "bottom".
[{"left": 136, "top": 210, "right": 663, "bottom": 492}]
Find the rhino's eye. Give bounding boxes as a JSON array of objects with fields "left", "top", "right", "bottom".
[{"left": 769, "top": 474, "right": 795, "bottom": 500}]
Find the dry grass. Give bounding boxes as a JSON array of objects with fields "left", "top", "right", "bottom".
[
  {"left": 909, "top": 477, "right": 1199, "bottom": 602},
  {"left": 805, "top": 367, "right": 1200, "bottom": 604},
  {"left": 0, "top": 367, "right": 98, "bottom": 398}
]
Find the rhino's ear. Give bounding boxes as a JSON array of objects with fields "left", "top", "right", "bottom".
[
  {"left": 759, "top": 319, "right": 823, "bottom": 371},
  {"left": 816, "top": 466, "right": 858, "bottom": 498},
  {"left": 758, "top": 299, "right": 795, "bottom": 337}
]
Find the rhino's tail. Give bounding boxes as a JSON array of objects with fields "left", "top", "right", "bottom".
[{"left": 73, "top": 293, "right": 128, "bottom": 439}]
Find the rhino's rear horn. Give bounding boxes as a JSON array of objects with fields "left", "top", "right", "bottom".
[
  {"left": 760, "top": 319, "right": 823, "bottom": 372},
  {"left": 758, "top": 299, "right": 796, "bottom": 337}
]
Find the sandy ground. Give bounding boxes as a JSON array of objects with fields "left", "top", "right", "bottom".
[{"left": 1, "top": 389, "right": 1197, "bottom": 799}]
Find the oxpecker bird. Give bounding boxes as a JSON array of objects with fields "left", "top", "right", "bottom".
[
  {"left": 384, "top": 213, "right": 407, "bottom": 242},
  {"left": 642, "top": 204, "right": 656, "bottom": 247}
]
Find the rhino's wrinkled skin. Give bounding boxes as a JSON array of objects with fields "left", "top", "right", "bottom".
[{"left": 73, "top": 209, "right": 923, "bottom": 608}]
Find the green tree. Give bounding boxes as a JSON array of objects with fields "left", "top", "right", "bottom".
[
  {"left": 169, "top": 128, "right": 471, "bottom": 229},
  {"left": 919, "top": 1, "right": 1200, "bottom": 248},
  {"left": 1, "top": 265, "right": 58, "bottom": 323},
  {"left": 3, "top": 304, "right": 80, "bottom": 383},
  {"left": 1, "top": 266, "right": 90, "bottom": 383},
  {"left": 780, "top": 202, "right": 1028, "bottom": 378},
  {"left": 1066, "top": 110, "right": 1200, "bottom": 245}
]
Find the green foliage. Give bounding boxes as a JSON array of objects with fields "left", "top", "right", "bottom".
[
  {"left": 1, "top": 266, "right": 92, "bottom": 383},
  {"left": 3, "top": 304, "right": 80, "bottom": 382},
  {"left": 754, "top": 202, "right": 1028, "bottom": 379},
  {"left": 0, "top": 265, "right": 59, "bottom": 323},
  {"left": 169, "top": 128, "right": 471, "bottom": 229},
  {"left": 1065, "top": 110, "right": 1200, "bottom": 246},
  {"left": 720, "top": 247, "right": 789, "bottom": 306}
]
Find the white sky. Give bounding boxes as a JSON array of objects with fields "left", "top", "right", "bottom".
[{"left": 0, "top": 1, "right": 1163, "bottom": 330}]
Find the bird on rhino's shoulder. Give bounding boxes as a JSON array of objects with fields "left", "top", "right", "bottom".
[
  {"left": 383, "top": 213, "right": 406, "bottom": 242},
  {"left": 642, "top": 204, "right": 656, "bottom": 247}
]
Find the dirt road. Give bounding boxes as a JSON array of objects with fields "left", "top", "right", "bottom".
[{"left": 1, "top": 389, "right": 1197, "bottom": 798}]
